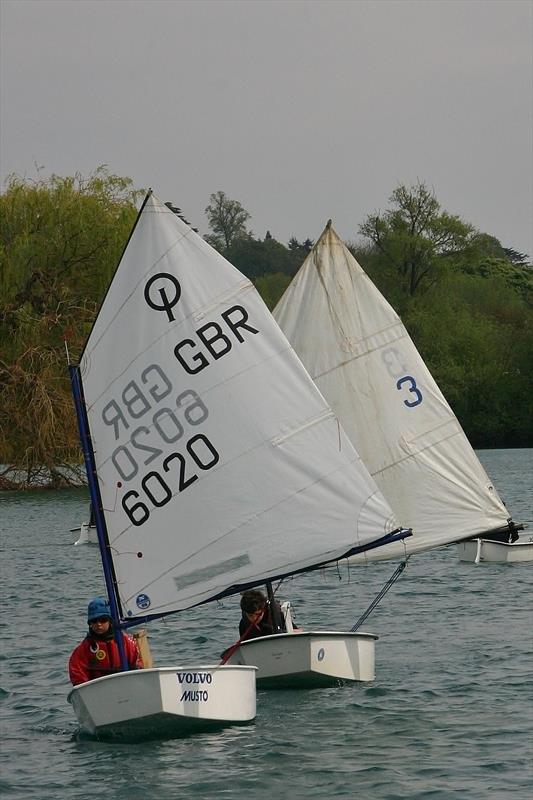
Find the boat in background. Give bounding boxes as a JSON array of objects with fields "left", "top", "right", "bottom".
[
  {"left": 70, "top": 506, "right": 97, "bottom": 545},
  {"left": 225, "top": 602, "right": 378, "bottom": 688},
  {"left": 273, "top": 221, "right": 527, "bottom": 565},
  {"left": 457, "top": 534, "right": 533, "bottom": 563},
  {"left": 67, "top": 193, "right": 411, "bottom": 740},
  {"left": 71, "top": 521, "right": 97, "bottom": 546}
]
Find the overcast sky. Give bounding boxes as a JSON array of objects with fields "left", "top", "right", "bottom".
[{"left": 1, "top": 0, "right": 532, "bottom": 257}]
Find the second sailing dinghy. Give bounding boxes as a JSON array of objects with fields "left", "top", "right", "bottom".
[
  {"left": 223, "top": 593, "right": 382, "bottom": 688},
  {"left": 273, "top": 221, "right": 525, "bottom": 565},
  {"left": 70, "top": 505, "right": 97, "bottom": 546},
  {"left": 68, "top": 194, "right": 410, "bottom": 738}
]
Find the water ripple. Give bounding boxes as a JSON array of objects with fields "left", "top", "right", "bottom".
[{"left": 1, "top": 455, "right": 532, "bottom": 799}]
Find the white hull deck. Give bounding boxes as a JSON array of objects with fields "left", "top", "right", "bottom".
[
  {"left": 68, "top": 665, "right": 256, "bottom": 741},
  {"left": 457, "top": 537, "right": 533, "bottom": 564},
  {"left": 225, "top": 631, "right": 377, "bottom": 689}
]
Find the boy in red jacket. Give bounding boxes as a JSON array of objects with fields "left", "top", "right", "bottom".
[{"left": 68, "top": 597, "right": 142, "bottom": 686}]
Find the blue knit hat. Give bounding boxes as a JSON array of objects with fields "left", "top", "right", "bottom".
[{"left": 87, "top": 596, "right": 111, "bottom": 622}]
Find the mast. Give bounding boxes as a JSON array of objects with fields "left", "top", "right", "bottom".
[
  {"left": 69, "top": 364, "right": 129, "bottom": 671},
  {"left": 265, "top": 582, "right": 283, "bottom": 634}
]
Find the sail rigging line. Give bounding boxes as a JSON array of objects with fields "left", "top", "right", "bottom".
[
  {"left": 219, "top": 617, "right": 258, "bottom": 666},
  {"left": 350, "top": 558, "right": 410, "bottom": 632}
]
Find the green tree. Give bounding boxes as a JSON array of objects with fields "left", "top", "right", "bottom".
[
  {"left": 287, "top": 236, "right": 314, "bottom": 276},
  {"left": 404, "top": 272, "right": 532, "bottom": 447},
  {"left": 503, "top": 247, "right": 530, "bottom": 265},
  {"left": 1, "top": 167, "right": 142, "bottom": 364},
  {"left": 468, "top": 258, "right": 531, "bottom": 305},
  {"left": 254, "top": 272, "right": 292, "bottom": 310},
  {"left": 0, "top": 167, "right": 142, "bottom": 488},
  {"left": 226, "top": 234, "right": 296, "bottom": 279},
  {"left": 204, "top": 190, "right": 251, "bottom": 250},
  {"left": 359, "top": 181, "right": 476, "bottom": 296}
]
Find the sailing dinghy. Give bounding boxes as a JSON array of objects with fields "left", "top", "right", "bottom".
[
  {"left": 456, "top": 535, "right": 533, "bottom": 564},
  {"left": 224, "top": 599, "right": 379, "bottom": 688},
  {"left": 273, "top": 221, "right": 526, "bottom": 565},
  {"left": 70, "top": 505, "right": 97, "bottom": 545},
  {"left": 68, "top": 194, "right": 410, "bottom": 738},
  {"left": 70, "top": 520, "right": 96, "bottom": 546}
]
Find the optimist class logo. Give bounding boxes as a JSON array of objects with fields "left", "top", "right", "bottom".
[{"left": 144, "top": 273, "right": 181, "bottom": 321}]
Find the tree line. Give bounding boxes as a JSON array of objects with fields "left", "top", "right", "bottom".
[{"left": 1, "top": 168, "right": 531, "bottom": 488}]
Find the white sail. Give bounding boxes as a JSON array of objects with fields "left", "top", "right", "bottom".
[
  {"left": 80, "top": 195, "right": 403, "bottom": 618},
  {"left": 273, "top": 222, "right": 511, "bottom": 561}
]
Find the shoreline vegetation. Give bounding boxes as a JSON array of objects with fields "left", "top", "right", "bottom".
[{"left": 1, "top": 168, "right": 531, "bottom": 490}]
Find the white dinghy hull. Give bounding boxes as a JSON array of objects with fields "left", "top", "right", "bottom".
[
  {"left": 225, "top": 631, "right": 377, "bottom": 689},
  {"left": 457, "top": 537, "right": 533, "bottom": 564},
  {"left": 71, "top": 523, "right": 98, "bottom": 546},
  {"left": 68, "top": 665, "right": 256, "bottom": 740}
]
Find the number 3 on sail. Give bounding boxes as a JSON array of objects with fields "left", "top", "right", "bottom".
[{"left": 396, "top": 375, "right": 423, "bottom": 408}]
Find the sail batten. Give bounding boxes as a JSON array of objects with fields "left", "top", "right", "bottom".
[
  {"left": 80, "top": 194, "right": 405, "bottom": 618},
  {"left": 274, "top": 222, "right": 511, "bottom": 560}
]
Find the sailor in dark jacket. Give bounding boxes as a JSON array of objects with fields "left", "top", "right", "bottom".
[{"left": 238, "top": 589, "right": 286, "bottom": 640}]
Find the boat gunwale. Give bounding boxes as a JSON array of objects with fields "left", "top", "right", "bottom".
[
  {"left": 67, "top": 664, "right": 257, "bottom": 702},
  {"left": 233, "top": 630, "right": 378, "bottom": 650}
]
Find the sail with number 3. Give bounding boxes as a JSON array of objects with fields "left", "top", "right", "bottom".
[
  {"left": 273, "top": 221, "right": 519, "bottom": 562},
  {"left": 78, "top": 193, "right": 409, "bottom": 622}
]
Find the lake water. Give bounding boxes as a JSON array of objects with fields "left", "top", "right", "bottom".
[{"left": 1, "top": 448, "right": 532, "bottom": 799}]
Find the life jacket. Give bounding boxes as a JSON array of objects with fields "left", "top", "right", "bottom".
[{"left": 69, "top": 631, "right": 142, "bottom": 685}]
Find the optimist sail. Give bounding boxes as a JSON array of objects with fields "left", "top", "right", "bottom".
[
  {"left": 273, "top": 221, "right": 513, "bottom": 562},
  {"left": 79, "top": 194, "right": 405, "bottom": 620}
]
